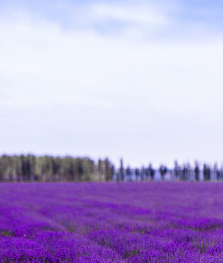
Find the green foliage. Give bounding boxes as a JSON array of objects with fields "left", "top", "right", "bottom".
[
  {"left": 104, "top": 158, "right": 113, "bottom": 181},
  {"left": 97, "top": 159, "right": 103, "bottom": 181},
  {"left": 0, "top": 155, "right": 112, "bottom": 182},
  {"left": 1, "top": 230, "right": 11, "bottom": 237}
]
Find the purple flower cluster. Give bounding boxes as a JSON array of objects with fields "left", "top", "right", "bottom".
[{"left": 1, "top": 182, "right": 223, "bottom": 262}]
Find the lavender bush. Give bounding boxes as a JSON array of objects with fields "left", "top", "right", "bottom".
[{"left": 1, "top": 182, "right": 223, "bottom": 262}]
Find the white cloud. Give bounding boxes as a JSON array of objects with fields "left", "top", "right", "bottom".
[
  {"left": 1, "top": 13, "right": 223, "bottom": 116},
  {"left": 90, "top": 2, "right": 169, "bottom": 27},
  {"left": 0, "top": 5, "right": 223, "bottom": 166}
]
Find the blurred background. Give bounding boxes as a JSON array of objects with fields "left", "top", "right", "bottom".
[{"left": 0, "top": 0, "right": 223, "bottom": 168}]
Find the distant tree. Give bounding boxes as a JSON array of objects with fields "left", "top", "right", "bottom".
[
  {"left": 174, "top": 160, "right": 181, "bottom": 180},
  {"left": 34, "top": 157, "right": 43, "bottom": 181},
  {"left": 52, "top": 157, "right": 62, "bottom": 181},
  {"left": 42, "top": 156, "right": 53, "bottom": 181},
  {"left": 104, "top": 158, "right": 113, "bottom": 181},
  {"left": 194, "top": 161, "right": 199, "bottom": 181},
  {"left": 213, "top": 163, "right": 219, "bottom": 181},
  {"left": 141, "top": 166, "right": 145, "bottom": 181},
  {"left": 0, "top": 157, "right": 5, "bottom": 181},
  {"left": 135, "top": 168, "right": 139, "bottom": 180},
  {"left": 75, "top": 158, "right": 84, "bottom": 181},
  {"left": 203, "top": 164, "right": 210, "bottom": 181},
  {"left": 97, "top": 159, "right": 103, "bottom": 181},
  {"left": 28, "top": 155, "right": 35, "bottom": 181},
  {"left": 111, "top": 165, "right": 115, "bottom": 181},
  {"left": 119, "top": 159, "right": 124, "bottom": 181},
  {"left": 220, "top": 164, "right": 223, "bottom": 181},
  {"left": 182, "top": 163, "right": 190, "bottom": 181},
  {"left": 83, "top": 158, "right": 95, "bottom": 181},
  {"left": 21, "top": 155, "right": 33, "bottom": 181},
  {"left": 63, "top": 157, "right": 75, "bottom": 181},
  {"left": 148, "top": 164, "right": 154, "bottom": 181},
  {"left": 215, "top": 163, "right": 221, "bottom": 181},
  {"left": 12, "top": 155, "right": 22, "bottom": 181},
  {"left": 159, "top": 165, "right": 167, "bottom": 180},
  {"left": 0, "top": 155, "right": 12, "bottom": 181},
  {"left": 126, "top": 166, "right": 131, "bottom": 181}
]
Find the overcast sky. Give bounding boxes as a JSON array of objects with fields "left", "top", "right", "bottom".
[{"left": 0, "top": 0, "right": 223, "bottom": 168}]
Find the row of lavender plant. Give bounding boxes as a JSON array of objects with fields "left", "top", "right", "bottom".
[{"left": 1, "top": 182, "right": 223, "bottom": 262}]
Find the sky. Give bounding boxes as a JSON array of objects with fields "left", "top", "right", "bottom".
[{"left": 0, "top": 0, "right": 223, "bottom": 168}]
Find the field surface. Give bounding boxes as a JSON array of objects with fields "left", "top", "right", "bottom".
[{"left": 1, "top": 182, "right": 223, "bottom": 262}]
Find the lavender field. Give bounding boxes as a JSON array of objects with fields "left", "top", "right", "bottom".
[{"left": 1, "top": 182, "right": 223, "bottom": 262}]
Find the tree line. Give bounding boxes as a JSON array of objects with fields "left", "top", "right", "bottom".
[
  {"left": 0, "top": 155, "right": 114, "bottom": 182},
  {"left": 1, "top": 155, "right": 222, "bottom": 182},
  {"left": 115, "top": 160, "right": 223, "bottom": 182}
]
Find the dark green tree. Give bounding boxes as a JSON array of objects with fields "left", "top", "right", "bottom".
[
  {"left": 97, "top": 159, "right": 103, "bottom": 181},
  {"left": 104, "top": 158, "right": 113, "bottom": 181},
  {"left": 126, "top": 166, "right": 131, "bottom": 181},
  {"left": 194, "top": 161, "right": 199, "bottom": 181},
  {"left": 159, "top": 165, "right": 167, "bottom": 180},
  {"left": 119, "top": 159, "right": 124, "bottom": 181}
]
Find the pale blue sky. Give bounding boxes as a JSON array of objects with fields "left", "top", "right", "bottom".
[{"left": 0, "top": 0, "right": 223, "bottom": 168}]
